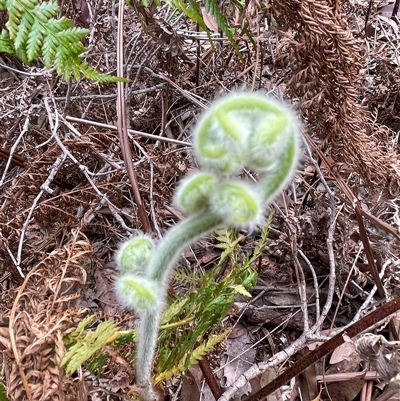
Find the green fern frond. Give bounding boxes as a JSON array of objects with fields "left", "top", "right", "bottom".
[
  {"left": 230, "top": 284, "right": 252, "bottom": 297},
  {"left": 14, "top": 11, "right": 32, "bottom": 49},
  {"left": 214, "top": 229, "right": 242, "bottom": 264},
  {"left": 113, "top": 329, "right": 137, "bottom": 346},
  {"left": 78, "top": 62, "right": 125, "bottom": 83},
  {"left": 4, "top": 4, "right": 22, "bottom": 39},
  {"left": 155, "top": 329, "right": 228, "bottom": 383},
  {"left": 253, "top": 214, "right": 272, "bottom": 256},
  {"left": 2, "top": 0, "right": 127, "bottom": 82},
  {"left": 214, "top": 229, "right": 230, "bottom": 245},
  {"left": 161, "top": 298, "right": 188, "bottom": 325},
  {"left": 33, "top": 2, "right": 59, "bottom": 22},
  {"left": 189, "top": 330, "right": 228, "bottom": 364},
  {"left": 62, "top": 320, "right": 120, "bottom": 374},
  {"left": 155, "top": 226, "right": 260, "bottom": 377},
  {"left": 87, "top": 351, "right": 109, "bottom": 376},
  {"left": 166, "top": 0, "right": 201, "bottom": 26},
  {"left": 0, "top": 30, "right": 14, "bottom": 54},
  {"left": 173, "top": 268, "right": 198, "bottom": 287},
  {"left": 164, "top": 0, "right": 216, "bottom": 50},
  {"left": 164, "top": 0, "right": 200, "bottom": 29},
  {"left": 68, "top": 314, "right": 96, "bottom": 340},
  {"left": 26, "top": 21, "right": 44, "bottom": 60}
]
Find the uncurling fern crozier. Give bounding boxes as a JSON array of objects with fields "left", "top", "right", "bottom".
[
  {"left": 0, "top": 0, "right": 125, "bottom": 82},
  {"left": 115, "top": 92, "right": 300, "bottom": 401}
]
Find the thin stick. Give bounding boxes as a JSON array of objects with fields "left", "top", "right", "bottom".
[
  {"left": 65, "top": 115, "right": 191, "bottom": 146},
  {"left": 117, "top": 0, "right": 151, "bottom": 233}
]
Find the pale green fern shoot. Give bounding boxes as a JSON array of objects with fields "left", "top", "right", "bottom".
[{"left": 61, "top": 319, "right": 120, "bottom": 374}]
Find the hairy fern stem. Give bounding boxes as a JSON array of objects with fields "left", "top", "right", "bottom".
[{"left": 136, "top": 213, "right": 223, "bottom": 399}]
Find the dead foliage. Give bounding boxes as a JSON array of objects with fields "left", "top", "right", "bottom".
[
  {"left": 268, "top": 0, "right": 400, "bottom": 190},
  {"left": 0, "top": 230, "right": 89, "bottom": 401}
]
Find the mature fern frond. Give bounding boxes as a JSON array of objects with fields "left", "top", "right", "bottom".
[
  {"left": 0, "top": 0, "right": 127, "bottom": 82},
  {"left": 189, "top": 330, "right": 228, "bottom": 365},
  {"left": 161, "top": 298, "right": 189, "bottom": 325},
  {"left": 214, "top": 229, "right": 242, "bottom": 264},
  {"left": 155, "top": 225, "right": 262, "bottom": 378},
  {"left": 230, "top": 283, "right": 252, "bottom": 297},
  {"left": 66, "top": 314, "right": 96, "bottom": 341}
]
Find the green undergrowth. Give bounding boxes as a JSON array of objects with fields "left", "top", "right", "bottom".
[{"left": 61, "top": 223, "right": 270, "bottom": 382}]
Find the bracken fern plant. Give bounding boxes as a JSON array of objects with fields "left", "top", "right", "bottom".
[
  {"left": 115, "top": 91, "right": 300, "bottom": 400},
  {"left": 0, "top": 0, "right": 126, "bottom": 82}
]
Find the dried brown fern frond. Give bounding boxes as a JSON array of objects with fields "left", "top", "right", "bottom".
[
  {"left": 0, "top": 127, "right": 131, "bottom": 277},
  {"left": 268, "top": 0, "right": 400, "bottom": 189},
  {"left": 0, "top": 229, "right": 90, "bottom": 401}
]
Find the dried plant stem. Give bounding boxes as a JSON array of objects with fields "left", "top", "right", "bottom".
[
  {"left": 117, "top": 0, "right": 151, "bottom": 234},
  {"left": 199, "top": 357, "right": 223, "bottom": 400},
  {"left": 0, "top": 114, "right": 30, "bottom": 187},
  {"left": 354, "top": 202, "right": 386, "bottom": 299},
  {"left": 44, "top": 98, "right": 136, "bottom": 233},
  {"left": 16, "top": 153, "right": 68, "bottom": 279},
  {"left": 298, "top": 249, "right": 320, "bottom": 321},
  {"left": 272, "top": 204, "right": 310, "bottom": 332},
  {"left": 65, "top": 115, "right": 190, "bottom": 146},
  {"left": 303, "top": 132, "right": 400, "bottom": 241},
  {"left": 302, "top": 135, "right": 338, "bottom": 337}
]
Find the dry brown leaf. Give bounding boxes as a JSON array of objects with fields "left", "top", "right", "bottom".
[
  {"left": 323, "top": 376, "right": 365, "bottom": 401},
  {"left": 3, "top": 230, "right": 91, "bottom": 401},
  {"left": 200, "top": 7, "right": 219, "bottom": 33},
  {"left": 260, "top": 369, "right": 282, "bottom": 401},
  {"left": 329, "top": 341, "right": 360, "bottom": 365},
  {"left": 219, "top": 324, "right": 255, "bottom": 397},
  {"left": 180, "top": 367, "right": 206, "bottom": 401}
]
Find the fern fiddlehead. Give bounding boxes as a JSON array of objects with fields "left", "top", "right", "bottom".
[{"left": 115, "top": 92, "right": 300, "bottom": 400}]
